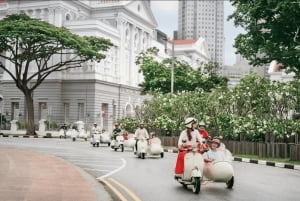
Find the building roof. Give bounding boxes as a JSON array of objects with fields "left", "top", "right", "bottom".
[{"left": 171, "top": 39, "right": 197, "bottom": 45}]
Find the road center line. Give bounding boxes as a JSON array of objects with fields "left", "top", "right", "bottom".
[
  {"left": 108, "top": 178, "right": 142, "bottom": 201},
  {"left": 99, "top": 178, "right": 127, "bottom": 201}
]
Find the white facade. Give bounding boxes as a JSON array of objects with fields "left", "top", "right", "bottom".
[
  {"left": 177, "top": 0, "right": 224, "bottom": 67},
  {"left": 0, "top": 0, "right": 210, "bottom": 132}
]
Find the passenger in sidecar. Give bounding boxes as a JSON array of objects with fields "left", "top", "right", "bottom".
[
  {"left": 203, "top": 137, "right": 234, "bottom": 189},
  {"left": 147, "top": 132, "right": 164, "bottom": 158},
  {"left": 123, "top": 131, "right": 136, "bottom": 151}
]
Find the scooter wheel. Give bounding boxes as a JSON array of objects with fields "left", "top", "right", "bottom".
[
  {"left": 160, "top": 152, "right": 164, "bottom": 158},
  {"left": 226, "top": 176, "right": 234, "bottom": 189},
  {"left": 192, "top": 177, "right": 201, "bottom": 194},
  {"left": 121, "top": 144, "right": 124, "bottom": 152}
]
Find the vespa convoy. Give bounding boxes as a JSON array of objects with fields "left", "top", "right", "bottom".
[{"left": 62, "top": 119, "right": 234, "bottom": 195}]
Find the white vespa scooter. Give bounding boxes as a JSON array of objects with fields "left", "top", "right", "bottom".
[
  {"left": 175, "top": 146, "right": 205, "bottom": 194},
  {"left": 135, "top": 137, "right": 148, "bottom": 159},
  {"left": 110, "top": 134, "right": 124, "bottom": 152},
  {"left": 91, "top": 131, "right": 101, "bottom": 147}
]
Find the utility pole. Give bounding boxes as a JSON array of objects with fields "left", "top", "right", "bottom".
[
  {"left": 164, "top": 38, "right": 175, "bottom": 94},
  {"left": 171, "top": 40, "right": 174, "bottom": 94}
]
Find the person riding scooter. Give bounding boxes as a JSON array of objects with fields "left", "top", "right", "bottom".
[
  {"left": 90, "top": 123, "right": 101, "bottom": 146},
  {"left": 175, "top": 117, "right": 203, "bottom": 178},
  {"left": 134, "top": 122, "right": 149, "bottom": 154},
  {"left": 112, "top": 122, "right": 122, "bottom": 140}
]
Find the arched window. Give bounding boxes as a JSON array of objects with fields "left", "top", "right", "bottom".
[
  {"left": 125, "top": 104, "right": 132, "bottom": 117},
  {"left": 65, "top": 13, "right": 71, "bottom": 21}
]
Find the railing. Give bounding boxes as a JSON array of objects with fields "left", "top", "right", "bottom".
[{"left": 160, "top": 136, "right": 300, "bottom": 161}]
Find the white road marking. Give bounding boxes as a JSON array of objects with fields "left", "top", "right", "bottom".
[{"left": 97, "top": 158, "right": 126, "bottom": 179}]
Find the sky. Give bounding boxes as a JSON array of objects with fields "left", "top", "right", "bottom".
[{"left": 150, "top": 0, "right": 244, "bottom": 66}]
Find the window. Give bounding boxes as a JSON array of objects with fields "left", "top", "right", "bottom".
[
  {"left": 64, "top": 103, "right": 70, "bottom": 123},
  {"left": 11, "top": 102, "right": 19, "bottom": 120},
  {"left": 39, "top": 102, "right": 47, "bottom": 120},
  {"left": 78, "top": 103, "right": 84, "bottom": 121}
]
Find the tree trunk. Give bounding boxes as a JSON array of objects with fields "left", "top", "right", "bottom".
[{"left": 24, "top": 91, "right": 36, "bottom": 136}]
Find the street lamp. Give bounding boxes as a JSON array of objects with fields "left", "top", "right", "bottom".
[
  {"left": 164, "top": 38, "right": 175, "bottom": 94},
  {"left": 171, "top": 40, "right": 174, "bottom": 94}
]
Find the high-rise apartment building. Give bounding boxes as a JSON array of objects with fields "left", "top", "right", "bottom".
[{"left": 177, "top": 0, "right": 224, "bottom": 67}]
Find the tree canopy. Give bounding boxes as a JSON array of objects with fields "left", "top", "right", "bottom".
[
  {"left": 135, "top": 47, "right": 228, "bottom": 94},
  {"left": 228, "top": 0, "right": 300, "bottom": 77},
  {"left": 0, "top": 14, "right": 113, "bottom": 135}
]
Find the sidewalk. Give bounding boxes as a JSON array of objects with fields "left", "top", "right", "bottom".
[{"left": 0, "top": 148, "right": 112, "bottom": 201}]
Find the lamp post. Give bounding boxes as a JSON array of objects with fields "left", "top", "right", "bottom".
[
  {"left": 171, "top": 40, "right": 174, "bottom": 94},
  {"left": 0, "top": 95, "right": 3, "bottom": 130},
  {"left": 164, "top": 38, "right": 175, "bottom": 94}
]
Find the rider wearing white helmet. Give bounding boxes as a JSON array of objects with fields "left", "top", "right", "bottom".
[
  {"left": 175, "top": 117, "right": 203, "bottom": 177},
  {"left": 178, "top": 117, "right": 203, "bottom": 149}
]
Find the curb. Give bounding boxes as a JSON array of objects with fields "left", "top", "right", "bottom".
[
  {"left": 0, "top": 133, "right": 59, "bottom": 139},
  {"left": 163, "top": 148, "right": 300, "bottom": 171},
  {"left": 233, "top": 157, "right": 300, "bottom": 171}
]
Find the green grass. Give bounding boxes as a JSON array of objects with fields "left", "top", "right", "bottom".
[{"left": 233, "top": 154, "right": 300, "bottom": 165}]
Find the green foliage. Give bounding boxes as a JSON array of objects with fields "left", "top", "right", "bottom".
[
  {"left": 0, "top": 14, "right": 112, "bottom": 135},
  {"left": 135, "top": 47, "right": 228, "bottom": 94},
  {"left": 118, "top": 73, "right": 300, "bottom": 142},
  {"left": 16, "top": 121, "right": 27, "bottom": 130},
  {"left": 118, "top": 118, "right": 140, "bottom": 133},
  {"left": 44, "top": 120, "right": 58, "bottom": 130},
  {"left": 228, "top": 0, "right": 300, "bottom": 77}
]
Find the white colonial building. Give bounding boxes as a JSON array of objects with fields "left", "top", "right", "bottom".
[{"left": 0, "top": 0, "right": 209, "bottom": 132}]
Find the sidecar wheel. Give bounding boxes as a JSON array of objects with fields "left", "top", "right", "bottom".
[
  {"left": 141, "top": 153, "right": 145, "bottom": 159},
  {"left": 192, "top": 177, "right": 201, "bottom": 194},
  {"left": 226, "top": 176, "right": 234, "bottom": 189},
  {"left": 160, "top": 152, "right": 164, "bottom": 158},
  {"left": 121, "top": 144, "right": 124, "bottom": 152}
]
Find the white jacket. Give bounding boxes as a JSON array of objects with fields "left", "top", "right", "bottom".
[{"left": 178, "top": 129, "right": 203, "bottom": 148}]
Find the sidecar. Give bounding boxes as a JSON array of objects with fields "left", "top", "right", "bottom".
[
  {"left": 123, "top": 133, "right": 136, "bottom": 151},
  {"left": 203, "top": 148, "right": 234, "bottom": 189},
  {"left": 100, "top": 131, "right": 111, "bottom": 146},
  {"left": 147, "top": 137, "right": 164, "bottom": 158}
]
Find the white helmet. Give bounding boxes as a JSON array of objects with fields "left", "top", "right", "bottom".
[
  {"left": 185, "top": 117, "right": 196, "bottom": 129},
  {"left": 199, "top": 121, "right": 205, "bottom": 126}
]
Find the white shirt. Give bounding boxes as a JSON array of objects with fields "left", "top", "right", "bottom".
[
  {"left": 178, "top": 129, "right": 203, "bottom": 148},
  {"left": 203, "top": 149, "right": 226, "bottom": 161},
  {"left": 134, "top": 128, "right": 149, "bottom": 140},
  {"left": 91, "top": 126, "right": 101, "bottom": 134}
]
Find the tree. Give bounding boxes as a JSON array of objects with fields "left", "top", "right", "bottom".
[
  {"left": 228, "top": 0, "right": 300, "bottom": 77},
  {"left": 135, "top": 47, "right": 228, "bottom": 94},
  {"left": 0, "top": 14, "right": 112, "bottom": 135}
]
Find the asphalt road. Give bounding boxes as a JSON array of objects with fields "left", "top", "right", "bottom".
[{"left": 0, "top": 137, "right": 300, "bottom": 201}]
